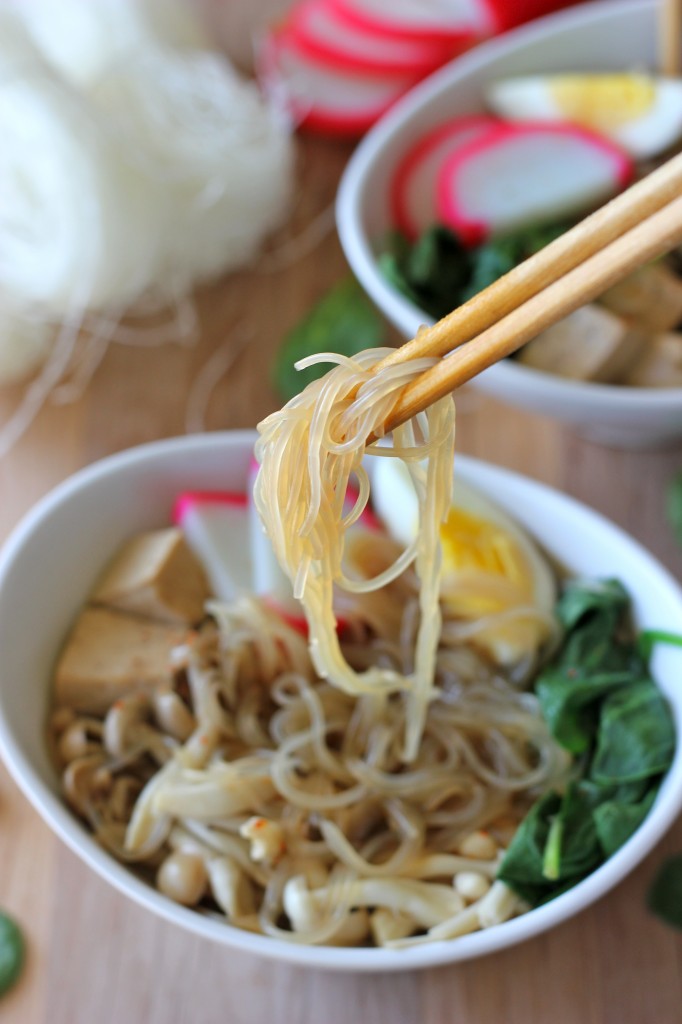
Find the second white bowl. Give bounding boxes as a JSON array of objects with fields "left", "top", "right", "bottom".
[{"left": 336, "top": 0, "right": 682, "bottom": 448}]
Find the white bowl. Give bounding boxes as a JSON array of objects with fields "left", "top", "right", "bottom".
[
  {"left": 1, "top": 431, "right": 681, "bottom": 971},
  {"left": 336, "top": 0, "right": 682, "bottom": 449}
]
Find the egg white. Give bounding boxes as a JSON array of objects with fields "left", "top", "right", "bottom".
[
  {"left": 370, "top": 457, "right": 557, "bottom": 664},
  {"left": 487, "top": 74, "right": 682, "bottom": 159}
]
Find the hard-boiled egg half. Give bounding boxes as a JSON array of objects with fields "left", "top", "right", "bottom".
[
  {"left": 370, "top": 458, "right": 557, "bottom": 666},
  {"left": 487, "top": 73, "right": 682, "bottom": 159}
]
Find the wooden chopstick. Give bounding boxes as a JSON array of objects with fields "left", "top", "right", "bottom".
[
  {"left": 381, "top": 189, "right": 682, "bottom": 433},
  {"left": 660, "top": 0, "right": 682, "bottom": 76},
  {"left": 375, "top": 151, "right": 682, "bottom": 379}
]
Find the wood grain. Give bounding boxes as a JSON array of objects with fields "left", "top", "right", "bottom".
[
  {"left": 1, "top": 137, "right": 681, "bottom": 1024},
  {"left": 660, "top": 0, "right": 682, "bottom": 75}
]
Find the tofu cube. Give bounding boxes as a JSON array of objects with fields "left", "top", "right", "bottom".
[
  {"left": 91, "top": 527, "right": 210, "bottom": 625},
  {"left": 599, "top": 263, "right": 682, "bottom": 331},
  {"left": 518, "top": 304, "right": 643, "bottom": 382},
  {"left": 54, "top": 607, "right": 188, "bottom": 715},
  {"left": 623, "top": 332, "right": 682, "bottom": 387}
]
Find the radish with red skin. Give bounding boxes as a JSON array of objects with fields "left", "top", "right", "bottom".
[
  {"left": 436, "top": 122, "right": 633, "bottom": 246},
  {"left": 174, "top": 488, "right": 309, "bottom": 632},
  {"left": 391, "top": 115, "right": 499, "bottom": 239},
  {"left": 482, "top": 0, "right": 588, "bottom": 32},
  {"left": 173, "top": 491, "right": 253, "bottom": 603},
  {"left": 173, "top": 480, "right": 382, "bottom": 636},
  {"left": 328, "top": 0, "right": 490, "bottom": 45},
  {"left": 172, "top": 491, "right": 247, "bottom": 522},
  {"left": 258, "top": 27, "right": 422, "bottom": 138},
  {"left": 289, "top": 0, "right": 454, "bottom": 76}
]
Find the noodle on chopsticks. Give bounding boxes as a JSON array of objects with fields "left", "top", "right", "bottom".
[{"left": 254, "top": 347, "right": 456, "bottom": 761}]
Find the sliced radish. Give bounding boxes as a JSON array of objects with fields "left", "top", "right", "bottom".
[
  {"left": 258, "top": 26, "right": 422, "bottom": 138},
  {"left": 482, "top": 0, "right": 586, "bottom": 32},
  {"left": 173, "top": 491, "right": 252, "bottom": 603},
  {"left": 173, "top": 475, "right": 386, "bottom": 637},
  {"left": 436, "top": 122, "right": 633, "bottom": 245},
  {"left": 391, "top": 115, "right": 499, "bottom": 238},
  {"left": 328, "top": 0, "right": 491, "bottom": 44},
  {"left": 173, "top": 487, "right": 309, "bottom": 632},
  {"left": 290, "top": 0, "right": 453, "bottom": 76}
]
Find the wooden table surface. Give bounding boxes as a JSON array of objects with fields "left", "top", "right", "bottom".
[{"left": 1, "top": 136, "right": 682, "bottom": 1024}]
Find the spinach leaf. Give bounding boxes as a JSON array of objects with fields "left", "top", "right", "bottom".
[
  {"left": 378, "top": 226, "right": 471, "bottom": 320},
  {"left": 498, "top": 792, "right": 562, "bottom": 902},
  {"left": 461, "top": 235, "right": 521, "bottom": 300},
  {"left": 593, "top": 786, "right": 658, "bottom": 858},
  {"left": 535, "top": 579, "right": 645, "bottom": 753},
  {"left": 543, "top": 782, "right": 603, "bottom": 880},
  {"left": 271, "top": 277, "right": 385, "bottom": 402},
  {"left": 0, "top": 912, "right": 24, "bottom": 997},
  {"left": 555, "top": 577, "right": 630, "bottom": 632},
  {"left": 591, "top": 681, "right": 676, "bottom": 785},
  {"left": 647, "top": 854, "right": 682, "bottom": 929},
  {"left": 639, "top": 629, "right": 682, "bottom": 662},
  {"left": 378, "top": 217, "right": 575, "bottom": 321},
  {"left": 500, "top": 779, "right": 663, "bottom": 906},
  {"left": 498, "top": 577, "right": 676, "bottom": 909},
  {"left": 535, "top": 668, "right": 634, "bottom": 754},
  {"left": 460, "top": 220, "right": 573, "bottom": 301},
  {"left": 498, "top": 791, "right": 589, "bottom": 905},
  {"left": 554, "top": 579, "right": 644, "bottom": 681}
]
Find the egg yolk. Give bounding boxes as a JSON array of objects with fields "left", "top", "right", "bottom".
[
  {"left": 439, "top": 507, "right": 533, "bottom": 615},
  {"left": 551, "top": 74, "right": 655, "bottom": 130}
]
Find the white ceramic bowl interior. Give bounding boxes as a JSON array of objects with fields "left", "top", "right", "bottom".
[
  {"left": 337, "top": 0, "right": 682, "bottom": 449},
  {"left": 1, "top": 432, "right": 682, "bottom": 970}
]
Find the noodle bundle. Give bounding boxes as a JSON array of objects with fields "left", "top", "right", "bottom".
[{"left": 254, "top": 347, "right": 457, "bottom": 760}]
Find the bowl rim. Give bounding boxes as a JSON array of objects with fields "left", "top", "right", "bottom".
[
  {"left": 336, "top": 0, "right": 682, "bottom": 408},
  {"left": 1, "top": 429, "right": 682, "bottom": 971}
]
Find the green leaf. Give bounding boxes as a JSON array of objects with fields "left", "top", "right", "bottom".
[
  {"left": 498, "top": 791, "right": 561, "bottom": 887},
  {"left": 535, "top": 668, "right": 634, "bottom": 754},
  {"left": 498, "top": 576, "right": 675, "bottom": 909},
  {"left": 666, "top": 471, "right": 682, "bottom": 548},
  {"left": 554, "top": 579, "right": 644, "bottom": 685},
  {"left": 534, "top": 579, "right": 645, "bottom": 754},
  {"left": 593, "top": 786, "right": 658, "bottom": 858},
  {"left": 379, "top": 225, "right": 472, "bottom": 320},
  {"left": 0, "top": 912, "right": 24, "bottom": 998},
  {"left": 461, "top": 219, "right": 575, "bottom": 302},
  {"left": 591, "top": 680, "right": 676, "bottom": 785},
  {"left": 555, "top": 577, "right": 630, "bottom": 632},
  {"left": 271, "top": 277, "right": 385, "bottom": 402},
  {"left": 498, "top": 792, "right": 573, "bottom": 903},
  {"left": 461, "top": 237, "right": 520, "bottom": 300},
  {"left": 377, "top": 252, "right": 424, "bottom": 309},
  {"left": 498, "top": 790, "right": 590, "bottom": 906},
  {"left": 647, "top": 854, "right": 682, "bottom": 929},
  {"left": 546, "top": 783, "right": 603, "bottom": 880},
  {"left": 639, "top": 629, "right": 682, "bottom": 662},
  {"left": 541, "top": 813, "right": 564, "bottom": 881},
  {"left": 378, "top": 217, "right": 578, "bottom": 322}
]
